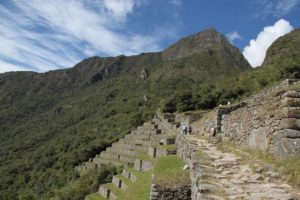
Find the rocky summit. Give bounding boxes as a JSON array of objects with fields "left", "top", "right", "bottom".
[{"left": 1, "top": 28, "right": 300, "bottom": 200}]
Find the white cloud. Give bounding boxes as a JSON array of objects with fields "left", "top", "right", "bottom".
[
  {"left": 243, "top": 19, "right": 294, "bottom": 67},
  {"left": 102, "top": 0, "right": 135, "bottom": 21},
  {"left": 168, "top": 0, "right": 182, "bottom": 7},
  {"left": 226, "top": 31, "right": 242, "bottom": 43},
  {"left": 0, "top": 0, "right": 177, "bottom": 73},
  {"left": 259, "top": 0, "right": 300, "bottom": 17}
]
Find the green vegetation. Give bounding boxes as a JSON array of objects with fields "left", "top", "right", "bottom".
[
  {"left": 217, "top": 141, "right": 300, "bottom": 188},
  {"left": 86, "top": 193, "right": 105, "bottom": 200},
  {"left": 153, "top": 155, "right": 190, "bottom": 187},
  {"left": 123, "top": 170, "right": 152, "bottom": 200},
  {"left": 0, "top": 28, "right": 299, "bottom": 199},
  {"left": 85, "top": 168, "right": 153, "bottom": 200}
]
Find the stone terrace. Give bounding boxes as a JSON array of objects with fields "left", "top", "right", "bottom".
[{"left": 82, "top": 113, "right": 180, "bottom": 200}]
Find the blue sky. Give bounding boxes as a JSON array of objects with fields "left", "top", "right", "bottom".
[{"left": 0, "top": 0, "right": 299, "bottom": 73}]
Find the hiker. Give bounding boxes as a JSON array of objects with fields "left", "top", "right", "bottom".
[
  {"left": 184, "top": 125, "right": 188, "bottom": 135},
  {"left": 210, "top": 127, "right": 216, "bottom": 137},
  {"left": 182, "top": 125, "right": 187, "bottom": 135},
  {"left": 188, "top": 125, "right": 192, "bottom": 135}
]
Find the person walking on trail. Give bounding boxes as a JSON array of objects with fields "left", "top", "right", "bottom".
[
  {"left": 182, "top": 125, "right": 187, "bottom": 135},
  {"left": 188, "top": 125, "right": 192, "bottom": 135}
]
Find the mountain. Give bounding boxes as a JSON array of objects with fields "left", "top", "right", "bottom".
[
  {"left": 162, "top": 27, "right": 249, "bottom": 70},
  {"left": 0, "top": 28, "right": 251, "bottom": 199},
  {"left": 262, "top": 28, "right": 300, "bottom": 79}
]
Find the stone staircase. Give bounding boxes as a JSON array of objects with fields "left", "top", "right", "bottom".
[{"left": 81, "top": 113, "right": 180, "bottom": 200}]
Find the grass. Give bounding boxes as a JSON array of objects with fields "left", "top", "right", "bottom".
[
  {"left": 153, "top": 155, "right": 190, "bottom": 187},
  {"left": 90, "top": 168, "right": 152, "bottom": 200},
  {"left": 163, "top": 144, "right": 177, "bottom": 151},
  {"left": 116, "top": 174, "right": 131, "bottom": 186},
  {"left": 103, "top": 183, "right": 123, "bottom": 197},
  {"left": 136, "top": 154, "right": 156, "bottom": 164},
  {"left": 217, "top": 141, "right": 300, "bottom": 188},
  {"left": 123, "top": 170, "right": 153, "bottom": 200},
  {"left": 86, "top": 192, "right": 106, "bottom": 200}
]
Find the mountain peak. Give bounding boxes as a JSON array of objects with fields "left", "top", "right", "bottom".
[{"left": 162, "top": 28, "right": 231, "bottom": 61}]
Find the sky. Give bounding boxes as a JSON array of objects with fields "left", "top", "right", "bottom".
[{"left": 0, "top": 0, "right": 300, "bottom": 73}]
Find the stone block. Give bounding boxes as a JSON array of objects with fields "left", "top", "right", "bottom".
[
  {"left": 98, "top": 185, "right": 110, "bottom": 198},
  {"left": 285, "top": 108, "right": 300, "bottom": 118},
  {"left": 281, "top": 97, "right": 300, "bottom": 107},
  {"left": 281, "top": 129, "right": 300, "bottom": 138},
  {"left": 110, "top": 191, "right": 117, "bottom": 200},
  {"left": 282, "top": 91, "right": 300, "bottom": 98},
  {"left": 273, "top": 135, "right": 300, "bottom": 159},
  {"left": 112, "top": 176, "right": 122, "bottom": 188},
  {"left": 281, "top": 118, "right": 300, "bottom": 130}
]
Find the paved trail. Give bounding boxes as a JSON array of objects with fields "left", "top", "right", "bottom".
[{"left": 188, "top": 136, "right": 299, "bottom": 200}]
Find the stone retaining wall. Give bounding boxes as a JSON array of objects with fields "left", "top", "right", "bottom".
[
  {"left": 99, "top": 185, "right": 110, "bottom": 198},
  {"left": 122, "top": 169, "right": 137, "bottom": 182},
  {"left": 150, "top": 183, "right": 191, "bottom": 200},
  {"left": 133, "top": 159, "right": 153, "bottom": 172},
  {"left": 194, "top": 79, "right": 300, "bottom": 159}
]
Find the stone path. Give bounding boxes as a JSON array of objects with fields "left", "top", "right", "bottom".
[{"left": 187, "top": 136, "right": 299, "bottom": 200}]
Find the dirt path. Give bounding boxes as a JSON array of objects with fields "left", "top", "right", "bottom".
[{"left": 188, "top": 136, "right": 299, "bottom": 200}]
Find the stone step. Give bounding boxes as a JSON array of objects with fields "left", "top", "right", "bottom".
[
  {"left": 112, "top": 142, "right": 148, "bottom": 152},
  {"left": 163, "top": 113, "right": 175, "bottom": 119},
  {"left": 99, "top": 152, "right": 135, "bottom": 163},
  {"left": 282, "top": 97, "right": 300, "bottom": 107},
  {"left": 121, "top": 139, "right": 154, "bottom": 146},
  {"left": 282, "top": 91, "right": 300, "bottom": 98},
  {"left": 94, "top": 157, "right": 133, "bottom": 167},
  {"left": 125, "top": 134, "right": 151, "bottom": 140},
  {"left": 122, "top": 168, "right": 138, "bottom": 182},
  {"left": 112, "top": 175, "right": 128, "bottom": 191},
  {"left": 133, "top": 158, "right": 154, "bottom": 172},
  {"left": 106, "top": 147, "right": 142, "bottom": 157},
  {"left": 135, "top": 129, "right": 162, "bottom": 135},
  {"left": 98, "top": 183, "right": 119, "bottom": 200}
]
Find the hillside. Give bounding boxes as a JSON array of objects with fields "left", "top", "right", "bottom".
[
  {"left": 1, "top": 27, "right": 300, "bottom": 200},
  {"left": 0, "top": 28, "right": 251, "bottom": 199}
]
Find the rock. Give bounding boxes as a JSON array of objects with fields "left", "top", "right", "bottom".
[
  {"left": 255, "top": 167, "right": 263, "bottom": 173},
  {"left": 282, "top": 91, "right": 300, "bottom": 98},
  {"left": 282, "top": 129, "right": 300, "bottom": 138},
  {"left": 281, "top": 118, "right": 300, "bottom": 130},
  {"left": 252, "top": 174, "right": 264, "bottom": 181},
  {"left": 282, "top": 97, "right": 300, "bottom": 107},
  {"left": 183, "top": 164, "right": 189, "bottom": 170},
  {"left": 278, "top": 166, "right": 285, "bottom": 175},
  {"left": 270, "top": 172, "right": 280, "bottom": 178},
  {"left": 198, "top": 184, "right": 216, "bottom": 193}
]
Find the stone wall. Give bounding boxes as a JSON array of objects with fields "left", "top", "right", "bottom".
[
  {"left": 194, "top": 79, "right": 300, "bottom": 159},
  {"left": 122, "top": 169, "right": 137, "bottom": 182},
  {"left": 150, "top": 183, "right": 191, "bottom": 200},
  {"left": 133, "top": 159, "right": 153, "bottom": 172}
]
